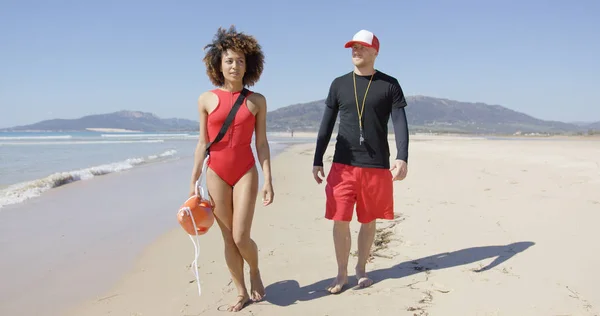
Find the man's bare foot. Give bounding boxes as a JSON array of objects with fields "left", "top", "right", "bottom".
[
  {"left": 326, "top": 274, "right": 348, "bottom": 294},
  {"left": 250, "top": 270, "right": 266, "bottom": 301},
  {"left": 355, "top": 268, "right": 373, "bottom": 288},
  {"left": 227, "top": 294, "right": 250, "bottom": 312}
]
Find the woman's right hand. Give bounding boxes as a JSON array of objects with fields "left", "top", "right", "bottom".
[{"left": 189, "top": 182, "right": 197, "bottom": 197}]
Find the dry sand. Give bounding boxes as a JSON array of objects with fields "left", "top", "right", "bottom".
[{"left": 66, "top": 135, "right": 600, "bottom": 316}]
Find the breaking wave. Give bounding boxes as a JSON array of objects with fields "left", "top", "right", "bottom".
[{"left": 0, "top": 149, "right": 177, "bottom": 209}]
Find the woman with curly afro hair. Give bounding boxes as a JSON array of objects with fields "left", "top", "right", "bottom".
[{"left": 189, "top": 25, "right": 273, "bottom": 312}]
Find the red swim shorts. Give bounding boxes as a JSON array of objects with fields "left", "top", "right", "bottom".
[{"left": 325, "top": 162, "right": 395, "bottom": 223}]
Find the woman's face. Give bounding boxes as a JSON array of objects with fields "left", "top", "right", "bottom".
[{"left": 221, "top": 49, "right": 246, "bottom": 84}]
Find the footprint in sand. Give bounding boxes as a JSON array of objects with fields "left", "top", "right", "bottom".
[
  {"left": 406, "top": 290, "right": 434, "bottom": 315},
  {"left": 298, "top": 150, "right": 312, "bottom": 156},
  {"left": 563, "top": 284, "right": 595, "bottom": 313},
  {"left": 430, "top": 283, "right": 452, "bottom": 294}
]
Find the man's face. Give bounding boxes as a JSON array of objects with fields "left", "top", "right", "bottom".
[{"left": 351, "top": 43, "right": 377, "bottom": 67}]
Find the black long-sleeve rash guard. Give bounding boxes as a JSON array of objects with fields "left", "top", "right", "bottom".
[{"left": 313, "top": 70, "right": 409, "bottom": 169}]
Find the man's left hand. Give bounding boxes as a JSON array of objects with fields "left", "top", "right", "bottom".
[{"left": 390, "top": 159, "right": 408, "bottom": 181}]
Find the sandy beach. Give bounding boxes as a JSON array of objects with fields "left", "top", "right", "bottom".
[{"left": 3, "top": 135, "right": 599, "bottom": 316}]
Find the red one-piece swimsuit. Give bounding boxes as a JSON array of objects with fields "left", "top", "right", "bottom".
[{"left": 206, "top": 88, "right": 256, "bottom": 187}]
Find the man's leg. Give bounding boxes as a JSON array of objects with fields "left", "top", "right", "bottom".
[
  {"left": 355, "top": 166, "right": 395, "bottom": 288},
  {"left": 328, "top": 220, "right": 351, "bottom": 293},
  {"left": 356, "top": 220, "right": 376, "bottom": 287},
  {"left": 324, "top": 163, "right": 357, "bottom": 294}
]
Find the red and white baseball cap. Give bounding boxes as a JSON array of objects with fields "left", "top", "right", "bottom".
[{"left": 344, "top": 29, "right": 380, "bottom": 52}]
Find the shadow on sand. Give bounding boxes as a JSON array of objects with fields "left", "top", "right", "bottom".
[{"left": 264, "top": 241, "right": 535, "bottom": 307}]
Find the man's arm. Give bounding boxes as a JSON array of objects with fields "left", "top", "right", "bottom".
[
  {"left": 313, "top": 79, "right": 339, "bottom": 166},
  {"left": 390, "top": 79, "right": 409, "bottom": 163}
]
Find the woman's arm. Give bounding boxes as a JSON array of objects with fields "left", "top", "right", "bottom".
[
  {"left": 189, "top": 93, "right": 209, "bottom": 196},
  {"left": 252, "top": 93, "right": 272, "bottom": 185}
]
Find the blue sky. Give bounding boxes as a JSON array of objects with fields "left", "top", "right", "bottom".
[{"left": 1, "top": 0, "right": 598, "bottom": 128}]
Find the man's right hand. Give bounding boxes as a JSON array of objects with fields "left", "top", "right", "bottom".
[{"left": 312, "top": 166, "right": 325, "bottom": 184}]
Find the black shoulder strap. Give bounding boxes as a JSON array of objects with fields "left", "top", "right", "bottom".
[{"left": 206, "top": 88, "right": 249, "bottom": 154}]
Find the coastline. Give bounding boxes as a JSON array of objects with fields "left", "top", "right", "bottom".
[
  {"left": 268, "top": 131, "right": 600, "bottom": 141},
  {"left": 85, "top": 128, "right": 142, "bottom": 133},
  {"left": 65, "top": 135, "right": 599, "bottom": 316},
  {"left": 0, "top": 139, "right": 292, "bottom": 316}
]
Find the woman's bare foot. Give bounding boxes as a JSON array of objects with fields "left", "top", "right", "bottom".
[
  {"left": 227, "top": 294, "right": 250, "bottom": 312},
  {"left": 355, "top": 268, "right": 373, "bottom": 289},
  {"left": 250, "top": 270, "right": 266, "bottom": 301},
  {"left": 326, "top": 274, "right": 348, "bottom": 294}
]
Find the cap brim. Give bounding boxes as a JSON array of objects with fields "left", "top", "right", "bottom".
[{"left": 344, "top": 40, "right": 374, "bottom": 48}]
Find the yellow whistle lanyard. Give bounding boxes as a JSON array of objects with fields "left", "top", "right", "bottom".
[{"left": 353, "top": 71, "right": 374, "bottom": 144}]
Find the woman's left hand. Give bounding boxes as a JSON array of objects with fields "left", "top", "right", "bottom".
[{"left": 262, "top": 182, "right": 274, "bottom": 206}]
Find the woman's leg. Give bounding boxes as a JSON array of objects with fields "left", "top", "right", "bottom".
[
  {"left": 207, "top": 168, "right": 249, "bottom": 312},
  {"left": 231, "top": 165, "right": 265, "bottom": 301}
]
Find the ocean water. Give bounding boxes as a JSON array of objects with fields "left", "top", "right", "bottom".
[{"left": 0, "top": 131, "right": 313, "bottom": 209}]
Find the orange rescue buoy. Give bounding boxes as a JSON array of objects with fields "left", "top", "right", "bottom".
[
  {"left": 177, "top": 194, "right": 215, "bottom": 236},
  {"left": 178, "top": 157, "right": 214, "bottom": 297}
]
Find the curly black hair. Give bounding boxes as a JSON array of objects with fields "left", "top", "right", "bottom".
[{"left": 203, "top": 25, "right": 265, "bottom": 87}]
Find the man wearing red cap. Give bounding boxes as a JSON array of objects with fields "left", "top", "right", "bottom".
[{"left": 312, "top": 29, "right": 409, "bottom": 294}]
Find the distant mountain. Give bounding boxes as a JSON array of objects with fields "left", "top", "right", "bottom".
[
  {"left": 267, "top": 100, "right": 334, "bottom": 132},
  {"left": 267, "top": 96, "right": 585, "bottom": 135},
  {"left": 404, "top": 96, "right": 581, "bottom": 134},
  {"left": 2, "top": 110, "right": 198, "bottom": 132},
  {"left": 2, "top": 96, "right": 594, "bottom": 135},
  {"left": 585, "top": 121, "right": 600, "bottom": 130},
  {"left": 569, "top": 121, "right": 595, "bottom": 127}
]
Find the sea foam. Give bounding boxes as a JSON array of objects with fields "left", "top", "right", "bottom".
[{"left": 0, "top": 149, "right": 177, "bottom": 209}]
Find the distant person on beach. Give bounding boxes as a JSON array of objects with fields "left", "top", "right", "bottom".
[
  {"left": 312, "top": 29, "right": 409, "bottom": 294},
  {"left": 189, "top": 26, "right": 274, "bottom": 312}
]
